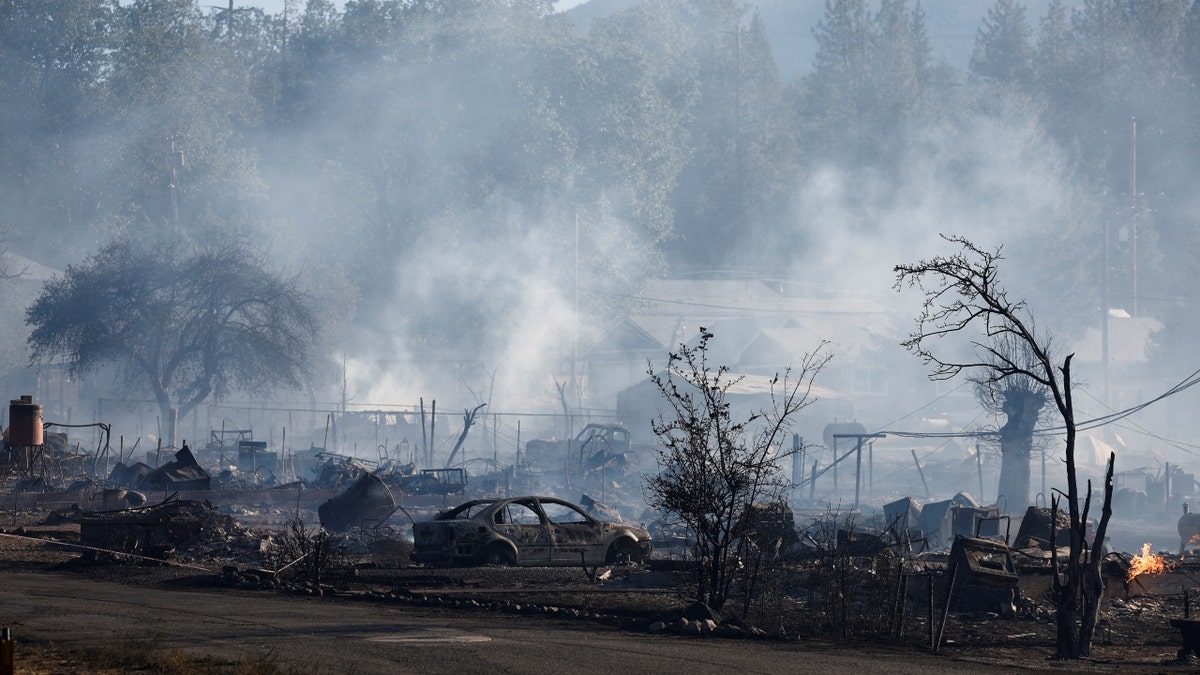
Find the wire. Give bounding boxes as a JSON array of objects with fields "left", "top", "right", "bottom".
[
  {"left": 1076, "top": 387, "right": 1200, "bottom": 458},
  {"left": 870, "top": 380, "right": 971, "bottom": 432},
  {"left": 876, "top": 364, "right": 1200, "bottom": 444}
]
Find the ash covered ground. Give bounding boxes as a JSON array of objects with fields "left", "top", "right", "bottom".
[{"left": 2, "top": 492, "right": 1199, "bottom": 673}]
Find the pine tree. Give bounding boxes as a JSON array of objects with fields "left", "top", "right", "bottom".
[{"left": 970, "top": 0, "right": 1034, "bottom": 87}]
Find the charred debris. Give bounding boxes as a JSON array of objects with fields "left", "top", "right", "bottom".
[{"left": 3, "top": 394, "right": 1200, "bottom": 653}]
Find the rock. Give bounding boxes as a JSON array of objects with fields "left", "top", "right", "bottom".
[
  {"left": 683, "top": 601, "right": 722, "bottom": 624},
  {"left": 716, "top": 624, "right": 747, "bottom": 638},
  {"left": 723, "top": 616, "right": 750, "bottom": 630}
]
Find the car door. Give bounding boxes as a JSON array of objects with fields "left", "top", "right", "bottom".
[
  {"left": 541, "top": 499, "right": 605, "bottom": 565},
  {"left": 491, "top": 499, "right": 551, "bottom": 564}
]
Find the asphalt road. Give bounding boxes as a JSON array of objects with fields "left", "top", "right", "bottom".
[{"left": 0, "top": 570, "right": 1060, "bottom": 674}]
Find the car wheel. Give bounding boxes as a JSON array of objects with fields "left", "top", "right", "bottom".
[
  {"left": 485, "top": 545, "right": 514, "bottom": 566},
  {"left": 606, "top": 541, "right": 644, "bottom": 565}
]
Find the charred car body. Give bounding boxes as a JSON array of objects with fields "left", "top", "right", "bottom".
[{"left": 411, "top": 496, "right": 652, "bottom": 567}]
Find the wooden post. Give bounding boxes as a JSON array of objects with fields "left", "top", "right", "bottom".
[
  {"left": 419, "top": 399, "right": 427, "bottom": 467},
  {"left": 927, "top": 575, "right": 935, "bottom": 649},
  {"left": 976, "top": 444, "right": 984, "bottom": 502},
  {"left": 1, "top": 626, "right": 13, "bottom": 675},
  {"left": 912, "top": 449, "right": 930, "bottom": 499},
  {"left": 809, "top": 460, "right": 817, "bottom": 500},
  {"left": 854, "top": 437, "right": 864, "bottom": 510},
  {"left": 430, "top": 400, "right": 437, "bottom": 468},
  {"left": 1167, "top": 462, "right": 1172, "bottom": 517},
  {"left": 935, "top": 563, "right": 960, "bottom": 653},
  {"left": 869, "top": 441, "right": 874, "bottom": 497},
  {"left": 832, "top": 438, "right": 839, "bottom": 493}
]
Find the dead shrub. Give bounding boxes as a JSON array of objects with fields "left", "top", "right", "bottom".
[{"left": 259, "top": 515, "right": 352, "bottom": 585}]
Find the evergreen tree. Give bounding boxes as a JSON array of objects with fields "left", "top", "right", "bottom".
[
  {"left": 970, "top": 0, "right": 1034, "bottom": 87},
  {"left": 1185, "top": 0, "right": 1200, "bottom": 87},
  {"left": 667, "top": 1, "right": 796, "bottom": 271},
  {"left": 803, "top": 0, "right": 875, "bottom": 164},
  {"left": 1032, "top": 0, "right": 1071, "bottom": 99},
  {"left": 909, "top": 1, "right": 932, "bottom": 85},
  {"left": 0, "top": 0, "right": 119, "bottom": 257},
  {"left": 801, "top": 0, "right": 929, "bottom": 168}
]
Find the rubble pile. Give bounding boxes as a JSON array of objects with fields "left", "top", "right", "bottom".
[
  {"left": 4, "top": 432, "right": 94, "bottom": 491},
  {"left": 648, "top": 602, "right": 770, "bottom": 638},
  {"left": 310, "top": 454, "right": 374, "bottom": 489},
  {"left": 78, "top": 497, "right": 254, "bottom": 564},
  {"left": 1012, "top": 506, "right": 1073, "bottom": 550},
  {"left": 108, "top": 446, "right": 212, "bottom": 492}
]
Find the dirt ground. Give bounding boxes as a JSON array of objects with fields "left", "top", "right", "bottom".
[{"left": 1, "top": 502, "right": 1197, "bottom": 673}]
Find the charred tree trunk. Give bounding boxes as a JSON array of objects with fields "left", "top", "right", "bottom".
[
  {"left": 996, "top": 390, "right": 1041, "bottom": 513},
  {"left": 443, "top": 404, "right": 486, "bottom": 469},
  {"left": 1050, "top": 357, "right": 1115, "bottom": 659},
  {"left": 1080, "top": 453, "right": 1115, "bottom": 656}
]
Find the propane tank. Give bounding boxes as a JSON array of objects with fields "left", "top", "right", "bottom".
[{"left": 8, "top": 395, "right": 44, "bottom": 446}]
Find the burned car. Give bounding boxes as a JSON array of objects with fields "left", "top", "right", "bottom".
[{"left": 411, "top": 496, "right": 651, "bottom": 567}]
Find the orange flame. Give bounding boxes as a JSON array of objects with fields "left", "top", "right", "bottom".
[{"left": 1126, "top": 543, "right": 1170, "bottom": 582}]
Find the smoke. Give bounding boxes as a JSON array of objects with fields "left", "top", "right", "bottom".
[
  {"left": 337, "top": 209, "right": 587, "bottom": 411},
  {"left": 787, "top": 108, "right": 1068, "bottom": 311}
]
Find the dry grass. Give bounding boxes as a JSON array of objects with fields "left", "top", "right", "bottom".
[{"left": 14, "top": 638, "right": 291, "bottom": 674}]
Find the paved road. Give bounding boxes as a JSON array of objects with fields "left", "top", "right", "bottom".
[{"left": 0, "top": 571, "right": 1083, "bottom": 674}]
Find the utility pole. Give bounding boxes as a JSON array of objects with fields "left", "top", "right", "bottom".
[
  {"left": 572, "top": 210, "right": 580, "bottom": 412},
  {"left": 1130, "top": 116, "right": 1138, "bottom": 317},
  {"left": 169, "top": 140, "right": 184, "bottom": 227},
  {"left": 1102, "top": 211, "right": 1110, "bottom": 407},
  {"left": 835, "top": 432, "right": 886, "bottom": 511}
]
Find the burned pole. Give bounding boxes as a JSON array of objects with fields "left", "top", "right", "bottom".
[
  {"left": 977, "top": 444, "right": 984, "bottom": 502},
  {"left": 834, "top": 433, "right": 885, "bottom": 511},
  {"left": 419, "top": 398, "right": 427, "bottom": 467},
  {"left": 911, "top": 449, "right": 930, "bottom": 499},
  {"left": 809, "top": 460, "right": 817, "bottom": 500}
]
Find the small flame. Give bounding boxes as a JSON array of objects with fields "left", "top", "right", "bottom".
[{"left": 1126, "top": 543, "right": 1169, "bottom": 582}]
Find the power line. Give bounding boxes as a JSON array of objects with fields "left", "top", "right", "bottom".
[{"left": 878, "top": 364, "right": 1200, "bottom": 443}]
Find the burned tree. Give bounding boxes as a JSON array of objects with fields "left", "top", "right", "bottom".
[
  {"left": 894, "top": 235, "right": 1114, "bottom": 659},
  {"left": 973, "top": 332, "right": 1051, "bottom": 513},
  {"left": 645, "top": 328, "right": 828, "bottom": 612},
  {"left": 26, "top": 239, "right": 318, "bottom": 445}
]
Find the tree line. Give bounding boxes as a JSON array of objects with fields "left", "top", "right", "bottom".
[{"left": 3, "top": 0, "right": 1199, "bottom": 362}]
